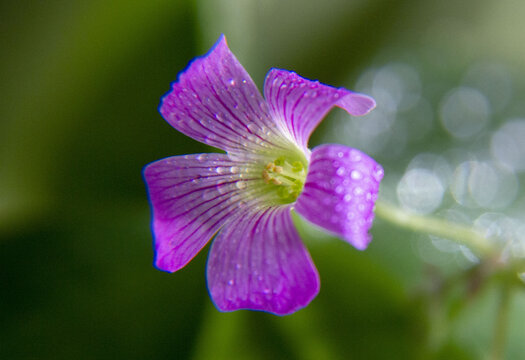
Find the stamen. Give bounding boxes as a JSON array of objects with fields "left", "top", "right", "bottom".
[{"left": 261, "top": 156, "right": 307, "bottom": 202}]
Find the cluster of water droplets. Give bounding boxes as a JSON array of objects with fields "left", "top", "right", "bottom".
[{"left": 323, "top": 58, "right": 525, "bottom": 272}]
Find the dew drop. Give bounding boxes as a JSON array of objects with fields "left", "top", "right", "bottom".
[
  {"left": 336, "top": 167, "right": 345, "bottom": 176},
  {"left": 351, "top": 170, "right": 362, "bottom": 180},
  {"left": 373, "top": 167, "right": 384, "bottom": 182},
  {"left": 229, "top": 78, "right": 236, "bottom": 86},
  {"left": 235, "top": 180, "right": 247, "bottom": 190}
]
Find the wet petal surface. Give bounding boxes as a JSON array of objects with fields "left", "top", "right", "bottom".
[
  {"left": 159, "top": 36, "right": 288, "bottom": 155},
  {"left": 295, "top": 144, "right": 384, "bottom": 250},
  {"left": 207, "top": 206, "right": 320, "bottom": 315},
  {"left": 264, "top": 69, "right": 376, "bottom": 154},
  {"left": 144, "top": 153, "right": 264, "bottom": 272}
]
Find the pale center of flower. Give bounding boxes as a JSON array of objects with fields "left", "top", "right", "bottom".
[{"left": 262, "top": 156, "right": 306, "bottom": 202}]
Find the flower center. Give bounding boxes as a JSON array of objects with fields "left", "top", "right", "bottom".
[{"left": 262, "top": 156, "right": 306, "bottom": 202}]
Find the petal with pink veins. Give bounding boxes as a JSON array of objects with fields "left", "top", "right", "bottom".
[
  {"left": 207, "top": 206, "right": 320, "bottom": 315},
  {"left": 264, "top": 69, "right": 376, "bottom": 154},
  {"left": 144, "top": 153, "right": 266, "bottom": 272}
]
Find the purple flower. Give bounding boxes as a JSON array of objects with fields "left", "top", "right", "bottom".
[{"left": 143, "top": 35, "right": 383, "bottom": 315}]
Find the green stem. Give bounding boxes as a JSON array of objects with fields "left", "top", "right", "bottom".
[
  {"left": 374, "top": 200, "right": 494, "bottom": 257},
  {"left": 490, "top": 285, "right": 512, "bottom": 360}
]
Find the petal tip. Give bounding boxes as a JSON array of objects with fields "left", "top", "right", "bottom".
[
  {"left": 338, "top": 92, "right": 377, "bottom": 116},
  {"left": 209, "top": 285, "right": 320, "bottom": 316},
  {"left": 158, "top": 34, "right": 231, "bottom": 116},
  {"left": 345, "top": 233, "right": 372, "bottom": 251}
]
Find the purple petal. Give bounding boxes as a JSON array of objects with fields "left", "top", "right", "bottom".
[
  {"left": 264, "top": 69, "right": 376, "bottom": 153},
  {"left": 143, "top": 153, "right": 262, "bottom": 272},
  {"left": 206, "top": 206, "right": 320, "bottom": 315},
  {"left": 159, "top": 35, "right": 287, "bottom": 155},
  {"left": 294, "top": 144, "right": 383, "bottom": 250}
]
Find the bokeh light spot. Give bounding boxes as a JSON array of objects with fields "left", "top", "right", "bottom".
[{"left": 439, "top": 87, "right": 490, "bottom": 139}]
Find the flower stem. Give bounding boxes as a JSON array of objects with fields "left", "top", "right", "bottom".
[
  {"left": 374, "top": 200, "right": 494, "bottom": 257},
  {"left": 490, "top": 285, "right": 512, "bottom": 360}
]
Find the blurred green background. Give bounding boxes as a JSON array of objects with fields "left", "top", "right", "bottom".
[{"left": 2, "top": 0, "right": 525, "bottom": 359}]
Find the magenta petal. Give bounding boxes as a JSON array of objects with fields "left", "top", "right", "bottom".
[
  {"left": 143, "top": 153, "right": 256, "bottom": 272},
  {"left": 295, "top": 144, "right": 383, "bottom": 250},
  {"left": 206, "top": 206, "right": 320, "bottom": 315},
  {"left": 264, "top": 69, "right": 376, "bottom": 153},
  {"left": 337, "top": 92, "right": 376, "bottom": 116},
  {"left": 159, "top": 35, "right": 285, "bottom": 154}
]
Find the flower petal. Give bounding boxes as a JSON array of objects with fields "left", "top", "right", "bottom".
[
  {"left": 206, "top": 206, "right": 320, "bottom": 315},
  {"left": 294, "top": 144, "right": 383, "bottom": 250},
  {"left": 143, "top": 153, "right": 264, "bottom": 272},
  {"left": 264, "top": 69, "right": 376, "bottom": 153},
  {"left": 159, "top": 35, "right": 288, "bottom": 155}
]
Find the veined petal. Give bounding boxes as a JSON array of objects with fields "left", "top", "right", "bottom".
[
  {"left": 294, "top": 144, "right": 383, "bottom": 250},
  {"left": 143, "top": 153, "right": 266, "bottom": 272},
  {"left": 159, "top": 35, "right": 289, "bottom": 155},
  {"left": 264, "top": 69, "right": 376, "bottom": 153},
  {"left": 207, "top": 206, "right": 320, "bottom": 315}
]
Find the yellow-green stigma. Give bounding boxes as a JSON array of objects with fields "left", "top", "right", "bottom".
[{"left": 262, "top": 156, "right": 306, "bottom": 202}]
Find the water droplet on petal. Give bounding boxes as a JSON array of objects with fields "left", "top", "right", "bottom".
[
  {"left": 373, "top": 167, "right": 384, "bottom": 182},
  {"left": 235, "top": 180, "right": 247, "bottom": 190},
  {"left": 351, "top": 170, "right": 362, "bottom": 180}
]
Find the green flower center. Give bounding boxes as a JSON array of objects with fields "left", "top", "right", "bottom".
[{"left": 262, "top": 156, "right": 306, "bottom": 203}]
